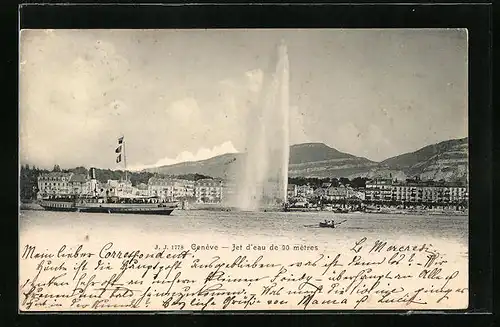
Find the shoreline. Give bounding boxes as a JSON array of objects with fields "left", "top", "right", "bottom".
[
  {"left": 182, "top": 204, "right": 468, "bottom": 216},
  {"left": 361, "top": 209, "right": 468, "bottom": 217},
  {"left": 19, "top": 202, "right": 44, "bottom": 211},
  {"left": 20, "top": 204, "right": 467, "bottom": 217}
]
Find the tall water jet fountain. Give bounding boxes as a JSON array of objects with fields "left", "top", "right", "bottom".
[{"left": 235, "top": 40, "right": 290, "bottom": 211}]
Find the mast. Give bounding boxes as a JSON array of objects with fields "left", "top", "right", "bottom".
[
  {"left": 123, "top": 136, "right": 128, "bottom": 182},
  {"left": 116, "top": 135, "right": 128, "bottom": 190}
]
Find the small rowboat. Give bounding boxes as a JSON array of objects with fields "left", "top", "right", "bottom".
[
  {"left": 318, "top": 219, "right": 347, "bottom": 228},
  {"left": 319, "top": 222, "right": 336, "bottom": 228}
]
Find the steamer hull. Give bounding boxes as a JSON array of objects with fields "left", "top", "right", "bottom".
[
  {"left": 38, "top": 198, "right": 178, "bottom": 216},
  {"left": 39, "top": 200, "right": 77, "bottom": 212},
  {"left": 75, "top": 203, "right": 177, "bottom": 215}
]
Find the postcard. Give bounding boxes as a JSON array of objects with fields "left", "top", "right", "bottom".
[{"left": 19, "top": 28, "right": 469, "bottom": 311}]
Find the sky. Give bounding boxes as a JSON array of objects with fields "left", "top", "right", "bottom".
[{"left": 19, "top": 29, "right": 468, "bottom": 170}]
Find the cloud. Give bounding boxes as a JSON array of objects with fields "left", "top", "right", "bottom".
[{"left": 128, "top": 141, "right": 238, "bottom": 171}]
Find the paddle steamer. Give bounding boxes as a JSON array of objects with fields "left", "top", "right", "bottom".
[{"left": 38, "top": 136, "right": 178, "bottom": 216}]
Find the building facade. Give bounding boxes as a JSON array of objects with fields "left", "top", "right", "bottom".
[
  {"left": 194, "top": 178, "right": 223, "bottom": 203},
  {"left": 37, "top": 172, "right": 99, "bottom": 198},
  {"left": 68, "top": 174, "right": 92, "bottom": 195},
  {"left": 134, "top": 183, "right": 149, "bottom": 196},
  {"left": 37, "top": 172, "right": 73, "bottom": 197},
  {"left": 365, "top": 179, "right": 468, "bottom": 204},
  {"left": 106, "top": 179, "right": 133, "bottom": 197},
  {"left": 325, "top": 185, "right": 364, "bottom": 201},
  {"left": 313, "top": 187, "right": 327, "bottom": 198},
  {"left": 148, "top": 177, "right": 196, "bottom": 201},
  {"left": 287, "top": 184, "right": 298, "bottom": 199},
  {"left": 297, "top": 185, "right": 314, "bottom": 199},
  {"left": 175, "top": 179, "right": 195, "bottom": 200},
  {"left": 365, "top": 179, "right": 394, "bottom": 202}
]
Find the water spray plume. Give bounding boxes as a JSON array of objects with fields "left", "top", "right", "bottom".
[{"left": 234, "top": 40, "right": 290, "bottom": 211}]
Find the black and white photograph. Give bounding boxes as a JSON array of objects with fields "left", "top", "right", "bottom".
[{"left": 19, "top": 28, "right": 469, "bottom": 311}]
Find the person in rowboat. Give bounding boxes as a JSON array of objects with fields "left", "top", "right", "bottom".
[{"left": 322, "top": 220, "right": 335, "bottom": 227}]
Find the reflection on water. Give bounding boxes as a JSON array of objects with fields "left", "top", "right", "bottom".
[{"left": 19, "top": 210, "right": 468, "bottom": 256}]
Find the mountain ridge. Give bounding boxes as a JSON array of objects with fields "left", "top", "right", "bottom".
[
  {"left": 381, "top": 137, "right": 468, "bottom": 182},
  {"left": 144, "top": 137, "right": 468, "bottom": 182},
  {"left": 381, "top": 137, "right": 468, "bottom": 169}
]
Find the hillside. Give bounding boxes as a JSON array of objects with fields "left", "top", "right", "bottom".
[
  {"left": 144, "top": 138, "right": 468, "bottom": 182},
  {"left": 290, "top": 143, "right": 356, "bottom": 164},
  {"left": 381, "top": 137, "right": 468, "bottom": 182},
  {"left": 287, "top": 143, "right": 378, "bottom": 178},
  {"left": 146, "top": 143, "right": 378, "bottom": 179},
  {"left": 147, "top": 153, "right": 244, "bottom": 179}
]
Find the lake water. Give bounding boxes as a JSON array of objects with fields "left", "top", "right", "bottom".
[
  {"left": 18, "top": 209, "right": 469, "bottom": 310},
  {"left": 19, "top": 209, "right": 468, "bottom": 256}
]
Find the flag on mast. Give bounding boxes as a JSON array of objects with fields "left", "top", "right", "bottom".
[{"left": 116, "top": 136, "right": 124, "bottom": 163}]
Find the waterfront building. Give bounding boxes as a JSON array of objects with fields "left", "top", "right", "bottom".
[
  {"left": 313, "top": 187, "right": 327, "bottom": 198},
  {"left": 321, "top": 182, "right": 332, "bottom": 189},
  {"left": 390, "top": 181, "right": 468, "bottom": 204},
  {"left": 325, "top": 185, "right": 364, "bottom": 201},
  {"left": 365, "top": 178, "right": 393, "bottom": 202},
  {"left": 69, "top": 174, "right": 90, "bottom": 195},
  {"left": 174, "top": 179, "right": 195, "bottom": 200},
  {"left": 134, "top": 183, "right": 149, "bottom": 196},
  {"left": 297, "top": 184, "right": 314, "bottom": 199},
  {"left": 106, "top": 179, "right": 133, "bottom": 196},
  {"left": 352, "top": 189, "right": 366, "bottom": 201},
  {"left": 326, "top": 185, "right": 349, "bottom": 201},
  {"left": 148, "top": 177, "right": 195, "bottom": 201},
  {"left": 194, "top": 178, "right": 223, "bottom": 203},
  {"left": 287, "top": 184, "right": 298, "bottom": 198},
  {"left": 365, "top": 178, "right": 468, "bottom": 204},
  {"left": 148, "top": 177, "right": 173, "bottom": 199},
  {"left": 37, "top": 172, "right": 73, "bottom": 197},
  {"left": 37, "top": 171, "right": 99, "bottom": 198}
]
